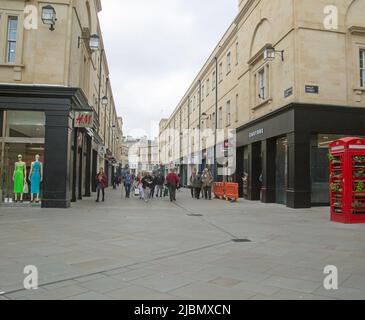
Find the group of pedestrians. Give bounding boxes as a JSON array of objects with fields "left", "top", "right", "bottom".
[
  {"left": 96, "top": 167, "right": 216, "bottom": 203},
  {"left": 189, "top": 168, "right": 214, "bottom": 200},
  {"left": 95, "top": 167, "right": 181, "bottom": 203}
]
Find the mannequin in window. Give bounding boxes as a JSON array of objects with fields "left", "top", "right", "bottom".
[
  {"left": 13, "top": 154, "right": 26, "bottom": 203},
  {"left": 29, "top": 154, "right": 43, "bottom": 203}
]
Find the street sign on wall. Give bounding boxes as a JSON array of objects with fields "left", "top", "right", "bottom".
[{"left": 75, "top": 111, "right": 94, "bottom": 128}]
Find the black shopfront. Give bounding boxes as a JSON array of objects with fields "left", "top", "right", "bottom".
[
  {"left": 235, "top": 103, "right": 365, "bottom": 208},
  {"left": 0, "top": 85, "right": 96, "bottom": 208}
]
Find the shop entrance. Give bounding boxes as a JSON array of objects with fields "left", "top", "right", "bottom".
[{"left": 275, "top": 137, "right": 288, "bottom": 205}]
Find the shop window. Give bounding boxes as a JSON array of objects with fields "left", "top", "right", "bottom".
[{"left": 6, "top": 111, "right": 45, "bottom": 138}]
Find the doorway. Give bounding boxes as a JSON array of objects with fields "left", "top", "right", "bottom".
[{"left": 275, "top": 137, "right": 288, "bottom": 205}]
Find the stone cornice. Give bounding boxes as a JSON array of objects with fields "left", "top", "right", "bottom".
[{"left": 0, "top": 84, "right": 92, "bottom": 111}]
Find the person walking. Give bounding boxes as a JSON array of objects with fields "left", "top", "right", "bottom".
[
  {"left": 194, "top": 172, "right": 202, "bottom": 199},
  {"left": 166, "top": 168, "right": 180, "bottom": 202},
  {"left": 96, "top": 168, "right": 107, "bottom": 202},
  {"left": 190, "top": 170, "right": 197, "bottom": 199},
  {"left": 124, "top": 171, "right": 133, "bottom": 198},
  {"left": 242, "top": 172, "right": 248, "bottom": 198},
  {"left": 155, "top": 173, "right": 164, "bottom": 198},
  {"left": 202, "top": 168, "right": 213, "bottom": 200},
  {"left": 142, "top": 172, "right": 154, "bottom": 202}
]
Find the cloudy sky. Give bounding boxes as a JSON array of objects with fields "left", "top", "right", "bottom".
[{"left": 99, "top": 0, "right": 237, "bottom": 138}]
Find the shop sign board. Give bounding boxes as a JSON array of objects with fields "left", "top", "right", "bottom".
[
  {"left": 75, "top": 111, "right": 94, "bottom": 128},
  {"left": 249, "top": 128, "right": 264, "bottom": 139}
]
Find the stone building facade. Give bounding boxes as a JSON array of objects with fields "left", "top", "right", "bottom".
[
  {"left": 0, "top": 0, "right": 122, "bottom": 208},
  {"left": 159, "top": 0, "right": 365, "bottom": 208}
]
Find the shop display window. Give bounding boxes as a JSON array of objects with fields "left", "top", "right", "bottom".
[{"left": 6, "top": 111, "right": 45, "bottom": 138}]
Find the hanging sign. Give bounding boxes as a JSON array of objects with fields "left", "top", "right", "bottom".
[
  {"left": 98, "top": 146, "right": 107, "bottom": 156},
  {"left": 75, "top": 111, "right": 94, "bottom": 128}
]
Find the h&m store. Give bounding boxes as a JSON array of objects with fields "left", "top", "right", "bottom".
[{"left": 0, "top": 84, "right": 105, "bottom": 208}]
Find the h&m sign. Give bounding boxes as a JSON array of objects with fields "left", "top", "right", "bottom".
[{"left": 75, "top": 111, "right": 94, "bottom": 128}]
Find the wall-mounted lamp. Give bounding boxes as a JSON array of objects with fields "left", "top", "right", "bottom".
[
  {"left": 101, "top": 96, "right": 108, "bottom": 107},
  {"left": 78, "top": 34, "right": 100, "bottom": 52},
  {"left": 42, "top": 5, "right": 57, "bottom": 31},
  {"left": 201, "top": 112, "right": 209, "bottom": 121},
  {"left": 264, "top": 46, "right": 284, "bottom": 62}
]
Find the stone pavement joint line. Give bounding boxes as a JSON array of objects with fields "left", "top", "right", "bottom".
[{"left": 173, "top": 201, "right": 244, "bottom": 240}]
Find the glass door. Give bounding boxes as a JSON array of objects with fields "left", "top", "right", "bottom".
[{"left": 276, "top": 137, "right": 288, "bottom": 205}]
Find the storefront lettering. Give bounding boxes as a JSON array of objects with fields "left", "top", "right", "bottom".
[
  {"left": 249, "top": 129, "right": 264, "bottom": 139},
  {"left": 75, "top": 111, "right": 93, "bottom": 128}
]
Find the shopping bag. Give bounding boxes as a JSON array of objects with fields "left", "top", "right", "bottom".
[
  {"left": 134, "top": 188, "right": 140, "bottom": 196},
  {"left": 23, "top": 182, "right": 29, "bottom": 194},
  {"left": 163, "top": 186, "right": 169, "bottom": 197}
]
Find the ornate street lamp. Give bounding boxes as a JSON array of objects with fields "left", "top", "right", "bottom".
[
  {"left": 42, "top": 5, "right": 57, "bottom": 31},
  {"left": 264, "top": 46, "right": 284, "bottom": 62},
  {"left": 101, "top": 96, "right": 108, "bottom": 107},
  {"left": 78, "top": 34, "right": 100, "bottom": 52}
]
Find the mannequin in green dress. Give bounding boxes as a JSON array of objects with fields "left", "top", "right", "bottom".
[{"left": 13, "top": 154, "right": 27, "bottom": 203}]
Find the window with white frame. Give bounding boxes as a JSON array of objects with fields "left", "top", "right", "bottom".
[
  {"left": 226, "top": 101, "right": 231, "bottom": 126},
  {"left": 219, "top": 62, "right": 223, "bottom": 82},
  {"left": 7, "top": 16, "right": 18, "bottom": 63},
  {"left": 212, "top": 71, "right": 216, "bottom": 90},
  {"left": 227, "top": 52, "right": 231, "bottom": 74},
  {"left": 360, "top": 49, "right": 365, "bottom": 88},
  {"left": 202, "top": 85, "right": 205, "bottom": 101},
  {"left": 193, "top": 96, "right": 196, "bottom": 111},
  {"left": 206, "top": 78, "right": 210, "bottom": 96},
  {"left": 212, "top": 112, "right": 216, "bottom": 129},
  {"left": 258, "top": 68, "right": 267, "bottom": 101}
]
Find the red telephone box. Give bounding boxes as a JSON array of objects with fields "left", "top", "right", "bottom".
[{"left": 329, "top": 137, "right": 365, "bottom": 224}]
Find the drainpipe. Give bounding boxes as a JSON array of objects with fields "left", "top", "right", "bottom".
[
  {"left": 198, "top": 79, "right": 202, "bottom": 171},
  {"left": 214, "top": 57, "right": 218, "bottom": 181}
]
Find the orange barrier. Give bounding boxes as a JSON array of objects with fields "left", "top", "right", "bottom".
[
  {"left": 213, "top": 182, "right": 225, "bottom": 199},
  {"left": 225, "top": 183, "right": 239, "bottom": 202}
]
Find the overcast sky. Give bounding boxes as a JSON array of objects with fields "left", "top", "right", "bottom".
[{"left": 99, "top": 0, "right": 237, "bottom": 139}]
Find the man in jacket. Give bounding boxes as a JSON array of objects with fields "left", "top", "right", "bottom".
[
  {"left": 123, "top": 171, "right": 133, "bottom": 198},
  {"left": 166, "top": 169, "right": 180, "bottom": 202},
  {"left": 202, "top": 168, "right": 214, "bottom": 200}
]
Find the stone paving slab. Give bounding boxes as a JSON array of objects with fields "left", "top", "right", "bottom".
[{"left": 1, "top": 188, "right": 365, "bottom": 300}]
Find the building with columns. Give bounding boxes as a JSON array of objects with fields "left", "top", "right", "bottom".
[
  {"left": 0, "top": 0, "right": 122, "bottom": 208},
  {"left": 159, "top": 0, "right": 365, "bottom": 208}
]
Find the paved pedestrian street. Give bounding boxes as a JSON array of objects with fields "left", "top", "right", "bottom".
[{"left": 1, "top": 188, "right": 365, "bottom": 300}]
